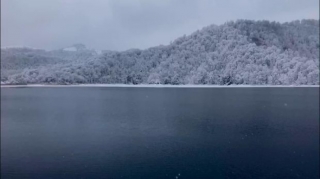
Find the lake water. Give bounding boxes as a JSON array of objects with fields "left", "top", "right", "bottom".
[{"left": 1, "top": 87, "right": 319, "bottom": 179}]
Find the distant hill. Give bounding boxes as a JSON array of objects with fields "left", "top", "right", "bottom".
[{"left": 1, "top": 19, "right": 319, "bottom": 85}]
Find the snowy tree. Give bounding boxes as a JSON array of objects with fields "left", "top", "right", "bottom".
[{"left": 1, "top": 19, "right": 319, "bottom": 85}]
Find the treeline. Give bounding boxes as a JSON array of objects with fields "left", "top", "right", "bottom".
[{"left": 1, "top": 19, "right": 319, "bottom": 85}]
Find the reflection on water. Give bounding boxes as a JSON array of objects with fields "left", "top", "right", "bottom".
[{"left": 1, "top": 87, "right": 319, "bottom": 179}]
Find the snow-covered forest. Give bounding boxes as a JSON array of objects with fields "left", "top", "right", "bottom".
[{"left": 1, "top": 19, "right": 319, "bottom": 85}]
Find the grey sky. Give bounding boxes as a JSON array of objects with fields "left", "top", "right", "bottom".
[{"left": 1, "top": 0, "right": 319, "bottom": 51}]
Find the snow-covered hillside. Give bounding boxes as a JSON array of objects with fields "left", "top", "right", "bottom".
[{"left": 1, "top": 19, "right": 319, "bottom": 85}]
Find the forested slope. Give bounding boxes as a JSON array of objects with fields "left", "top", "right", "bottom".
[{"left": 1, "top": 19, "right": 319, "bottom": 85}]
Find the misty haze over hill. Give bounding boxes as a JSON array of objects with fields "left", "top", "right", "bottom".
[{"left": 1, "top": 19, "right": 319, "bottom": 85}]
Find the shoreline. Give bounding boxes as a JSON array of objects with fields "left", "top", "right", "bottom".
[{"left": 1, "top": 84, "right": 319, "bottom": 88}]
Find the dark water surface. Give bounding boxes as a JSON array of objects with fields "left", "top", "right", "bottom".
[{"left": 1, "top": 87, "right": 319, "bottom": 179}]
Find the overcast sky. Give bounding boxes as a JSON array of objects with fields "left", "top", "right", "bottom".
[{"left": 1, "top": 0, "right": 319, "bottom": 51}]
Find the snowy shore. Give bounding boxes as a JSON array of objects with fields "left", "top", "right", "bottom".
[{"left": 1, "top": 84, "right": 319, "bottom": 88}]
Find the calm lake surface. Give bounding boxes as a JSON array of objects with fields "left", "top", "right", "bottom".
[{"left": 1, "top": 87, "right": 319, "bottom": 179}]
